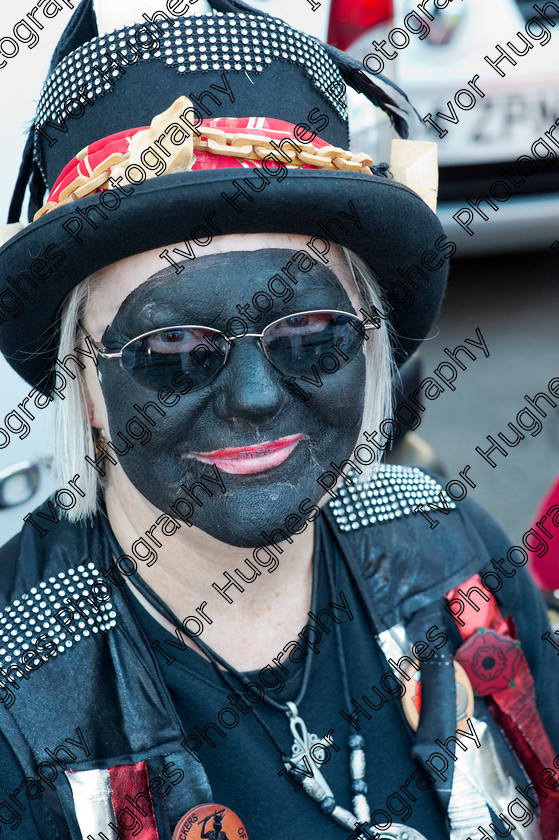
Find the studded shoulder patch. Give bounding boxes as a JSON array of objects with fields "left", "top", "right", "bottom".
[
  {"left": 0, "top": 564, "right": 117, "bottom": 676},
  {"left": 328, "top": 465, "right": 456, "bottom": 531}
]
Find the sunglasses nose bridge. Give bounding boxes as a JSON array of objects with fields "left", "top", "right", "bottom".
[
  {"left": 227, "top": 332, "right": 285, "bottom": 377},
  {"left": 227, "top": 331, "right": 266, "bottom": 353}
]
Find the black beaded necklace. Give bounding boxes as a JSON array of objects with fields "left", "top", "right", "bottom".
[{"left": 102, "top": 516, "right": 421, "bottom": 839}]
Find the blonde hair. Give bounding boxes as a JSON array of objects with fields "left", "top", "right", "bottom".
[
  {"left": 52, "top": 277, "right": 99, "bottom": 519},
  {"left": 53, "top": 248, "right": 395, "bottom": 521}
]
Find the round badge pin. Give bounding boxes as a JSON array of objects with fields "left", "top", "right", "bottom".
[
  {"left": 172, "top": 803, "right": 248, "bottom": 840},
  {"left": 401, "top": 659, "right": 474, "bottom": 732}
]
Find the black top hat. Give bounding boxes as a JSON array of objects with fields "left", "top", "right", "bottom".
[{"left": 0, "top": 0, "right": 447, "bottom": 390}]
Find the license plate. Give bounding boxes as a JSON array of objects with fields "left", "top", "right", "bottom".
[{"left": 433, "top": 90, "right": 559, "bottom": 165}]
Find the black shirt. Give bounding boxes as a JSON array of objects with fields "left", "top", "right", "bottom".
[
  {"left": 126, "top": 539, "right": 450, "bottom": 840},
  {"left": 1, "top": 488, "right": 556, "bottom": 839}
]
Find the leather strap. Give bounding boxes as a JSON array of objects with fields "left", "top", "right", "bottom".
[{"left": 448, "top": 573, "right": 559, "bottom": 840}]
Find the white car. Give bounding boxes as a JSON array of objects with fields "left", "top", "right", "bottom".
[
  {"left": 228, "top": 0, "right": 559, "bottom": 254},
  {"left": 344, "top": 0, "right": 559, "bottom": 254}
]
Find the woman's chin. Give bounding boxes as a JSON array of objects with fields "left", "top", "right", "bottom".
[{"left": 176, "top": 483, "right": 318, "bottom": 549}]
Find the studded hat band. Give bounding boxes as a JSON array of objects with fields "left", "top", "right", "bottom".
[{"left": 34, "top": 95, "right": 375, "bottom": 221}]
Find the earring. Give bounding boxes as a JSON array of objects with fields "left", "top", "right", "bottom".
[
  {"left": 96, "top": 428, "right": 106, "bottom": 452},
  {"left": 93, "top": 427, "right": 108, "bottom": 458}
]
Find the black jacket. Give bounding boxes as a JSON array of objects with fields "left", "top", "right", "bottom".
[{"left": 0, "top": 466, "right": 556, "bottom": 839}]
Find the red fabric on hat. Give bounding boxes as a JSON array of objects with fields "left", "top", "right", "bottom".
[
  {"left": 49, "top": 127, "right": 144, "bottom": 204},
  {"left": 47, "top": 117, "right": 328, "bottom": 208}
]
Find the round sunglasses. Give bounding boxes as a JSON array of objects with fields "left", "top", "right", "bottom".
[{"left": 79, "top": 310, "right": 378, "bottom": 392}]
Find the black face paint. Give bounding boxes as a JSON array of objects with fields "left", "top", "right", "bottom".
[{"left": 99, "top": 249, "right": 366, "bottom": 547}]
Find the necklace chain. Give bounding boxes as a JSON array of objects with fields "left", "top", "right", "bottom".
[{"left": 105, "top": 515, "right": 428, "bottom": 839}]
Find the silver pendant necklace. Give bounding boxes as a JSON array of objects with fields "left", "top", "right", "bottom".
[
  {"left": 283, "top": 701, "right": 427, "bottom": 840},
  {"left": 122, "top": 519, "right": 428, "bottom": 839}
]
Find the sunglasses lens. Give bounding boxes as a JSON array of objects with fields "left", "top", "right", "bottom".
[
  {"left": 263, "top": 312, "right": 365, "bottom": 377},
  {"left": 121, "top": 328, "right": 228, "bottom": 390}
]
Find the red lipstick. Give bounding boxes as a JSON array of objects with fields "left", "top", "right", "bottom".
[{"left": 189, "top": 433, "right": 305, "bottom": 475}]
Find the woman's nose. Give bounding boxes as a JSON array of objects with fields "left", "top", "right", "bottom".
[{"left": 212, "top": 337, "right": 288, "bottom": 426}]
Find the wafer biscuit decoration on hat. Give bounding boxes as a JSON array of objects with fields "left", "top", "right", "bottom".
[
  {"left": 32, "top": 93, "right": 438, "bottom": 223},
  {"left": 390, "top": 139, "right": 439, "bottom": 213},
  {"left": 0, "top": 224, "right": 24, "bottom": 247},
  {"left": 33, "top": 94, "right": 377, "bottom": 222}
]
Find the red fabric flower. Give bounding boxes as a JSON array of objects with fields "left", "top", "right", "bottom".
[{"left": 456, "top": 628, "right": 522, "bottom": 696}]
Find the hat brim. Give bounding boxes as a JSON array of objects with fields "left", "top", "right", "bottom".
[{"left": 0, "top": 168, "right": 447, "bottom": 388}]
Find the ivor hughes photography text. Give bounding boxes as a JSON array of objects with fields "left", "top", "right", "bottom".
[{"left": 0, "top": 1, "right": 558, "bottom": 840}]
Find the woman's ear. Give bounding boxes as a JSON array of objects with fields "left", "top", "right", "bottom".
[{"left": 81, "top": 353, "right": 108, "bottom": 431}]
